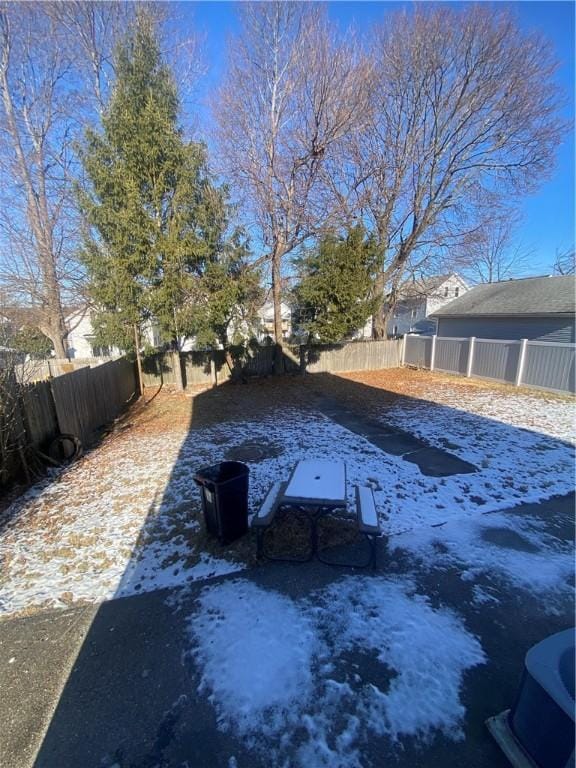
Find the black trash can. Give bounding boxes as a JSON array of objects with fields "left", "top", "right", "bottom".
[{"left": 193, "top": 461, "right": 249, "bottom": 544}]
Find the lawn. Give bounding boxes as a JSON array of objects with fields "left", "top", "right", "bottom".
[{"left": 0, "top": 369, "right": 574, "bottom": 767}]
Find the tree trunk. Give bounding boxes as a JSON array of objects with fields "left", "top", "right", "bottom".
[
  {"left": 40, "top": 319, "right": 68, "bottom": 359},
  {"left": 51, "top": 333, "right": 68, "bottom": 359},
  {"left": 373, "top": 239, "right": 414, "bottom": 339},
  {"left": 0, "top": 36, "right": 70, "bottom": 362},
  {"left": 272, "top": 244, "right": 284, "bottom": 375},
  {"left": 372, "top": 272, "right": 387, "bottom": 339},
  {"left": 224, "top": 349, "right": 243, "bottom": 383}
]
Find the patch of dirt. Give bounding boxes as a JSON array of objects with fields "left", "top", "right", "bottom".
[
  {"left": 300, "top": 367, "right": 574, "bottom": 418},
  {"left": 225, "top": 441, "right": 284, "bottom": 463}
]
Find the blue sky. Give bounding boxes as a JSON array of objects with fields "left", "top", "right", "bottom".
[{"left": 181, "top": 1, "right": 575, "bottom": 274}]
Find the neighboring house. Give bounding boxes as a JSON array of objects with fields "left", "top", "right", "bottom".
[
  {"left": 221, "top": 301, "right": 292, "bottom": 345},
  {"left": 351, "top": 315, "right": 374, "bottom": 341},
  {"left": 65, "top": 308, "right": 161, "bottom": 358},
  {"left": 256, "top": 301, "right": 292, "bottom": 341},
  {"left": 386, "top": 274, "right": 469, "bottom": 336},
  {"left": 66, "top": 308, "right": 117, "bottom": 358},
  {"left": 66, "top": 300, "right": 296, "bottom": 354},
  {"left": 430, "top": 275, "right": 576, "bottom": 342}
]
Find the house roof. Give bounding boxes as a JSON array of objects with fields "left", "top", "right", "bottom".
[
  {"left": 431, "top": 275, "right": 576, "bottom": 318},
  {"left": 258, "top": 302, "right": 291, "bottom": 321},
  {"left": 397, "top": 273, "right": 467, "bottom": 299}
]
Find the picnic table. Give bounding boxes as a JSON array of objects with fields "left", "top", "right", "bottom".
[
  {"left": 284, "top": 458, "right": 347, "bottom": 507},
  {"left": 252, "top": 459, "right": 381, "bottom": 568}
]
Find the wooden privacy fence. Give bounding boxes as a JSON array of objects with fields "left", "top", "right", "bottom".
[
  {"left": 142, "top": 345, "right": 302, "bottom": 388},
  {"left": 49, "top": 357, "right": 137, "bottom": 445},
  {"left": 14, "top": 355, "right": 121, "bottom": 383},
  {"left": 141, "top": 339, "right": 403, "bottom": 389},
  {"left": 302, "top": 339, "right": 402, "bottom": 373},
  {"left": 1, "top": 357, "right": 137, "bottom": 486},
  {"left": 404, "top": 334, "right": 575, "bottom": 394},
  {"left": 20, "top": 380, "right": 58, "bottom": 449}
]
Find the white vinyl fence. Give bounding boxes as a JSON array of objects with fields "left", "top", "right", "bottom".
[{"left": 404, "top": 334, "right": 575, "bottom": 394}]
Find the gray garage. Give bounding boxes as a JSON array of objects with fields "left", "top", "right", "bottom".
[{"left": 431, "top": 275, "right": 575, "bottom": 343}]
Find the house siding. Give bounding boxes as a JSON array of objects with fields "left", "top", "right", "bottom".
[
  {"left": 387, "top": 274, "right": 469, "bottom": 336},
  {"left": 436, "top": 316, "right": 575, "bottom": 343}
]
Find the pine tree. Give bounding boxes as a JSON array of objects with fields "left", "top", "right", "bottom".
[
  {"left": 295, "top": 226, "right": 379, "bottom": 343},
  {"left": 78, "top": 11, "right": 249, "bottom": 352}
]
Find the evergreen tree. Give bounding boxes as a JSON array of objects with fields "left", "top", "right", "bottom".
[
  {"left": 295, "top": 226, "right": 379, "bottom": 343},
  {"left": 188, "top": 233, "right": 263, "bottom": 349},
  {"left": 12, "top": 326, "right": 53, "bottom": 359},
  {"left": 78, "top": 11, "right": 249, "bottom": 351}
]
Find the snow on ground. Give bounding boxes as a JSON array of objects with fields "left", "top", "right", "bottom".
[
  {"left": 377, "top": 388, "right": 574, "bottom": 528},
  {"left": 188, "top": 576, "right": 486, "bottom": 768},
  {"left": 190, "top": 580, "right": 323, "bottom": 738},
  {"left": 384, "top": 384, "right": 575, "bottom": 453},
  {"left": 405, "top": 386, "right": 575, "bottom": 444},
  {"left": 0, "top": 386, "right": 574, "bottom": 615},
  {"left": 0, "top": 430, "right": 244, "bottom": 615},
  {"left": 178, "top": 407, "right": 574, "bottom": 539},
  {"left": 392, "top": 509, "right": 574, "bottom": 613}
]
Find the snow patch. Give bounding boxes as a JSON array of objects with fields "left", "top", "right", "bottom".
[
  {"left": 189, "top": 580, "right": 322, "bottom": 738},
  {"left": 1, "top": 385, "right": 573, "bottom": 616},
  {"left": 393, "top": 510, "right": 574, "bottom": 608},
  {"left": 471, "top": 585, "right": 501, "bottom": 607},
  {"left": 284, "top": 459, "right": 346, "bottom": 502},
  {"left": 186, "top": 577, "right": 486, "bottom": 766},
  {"left": 315, "top": 577, "right": 486, "bottom": 742}
]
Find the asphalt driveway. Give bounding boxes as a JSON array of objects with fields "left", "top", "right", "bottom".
[{"left": 1, "top": 492, "right": 573, "bottom": 768}]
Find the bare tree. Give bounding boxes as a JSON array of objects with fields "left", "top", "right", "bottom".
[
  {"left": 0, "top": 3, "right": 132, "bottom": 358},
  {"left": 55, "top": 2, "right": 201, "bottom": 117},
  {"left": 552, "top": 246, "right": 575, "bottom": 276},
  {"left": 214, "top": 2, "right": 370, "bottom": 368},
  {"left": 53, "top": 1, "right": 131, "bottom": 113},
  {"left": 0, "top": 5, "right": 76, "bottom": 357},
  {"left": 455, "top": 212, "right": 533, "bottom": 283},
  {"left": 338, "top": 5, "right": 567, "bottom": 336}
]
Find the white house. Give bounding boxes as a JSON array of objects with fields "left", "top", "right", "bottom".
[
  {"left": 65, "top": 302, "right": 292, "bottom": 355},
  {"left": 65, "top": 308, "right": 161, "bottom": 359},
  {"left": 256, "top": 301, "right": 292, "bottom": 341},
  {"left": 351, "top": 316, "right": 374, "bottom": 341},
  {"left": 386, "top": 273, "right": 469, "bottom": 336},
  {"left": 65, "top": 308, "right": 114, "bottom": 358}
]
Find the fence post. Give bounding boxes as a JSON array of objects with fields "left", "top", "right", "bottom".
[
  {"left": 430, "top": 335, "right": 437, "bottom": 371},
  {"left": 515, "top": 338, "right": 528, "bottom": 387},
  {"left": 172, "top": 350, "right": 184, "bottom": 391},
  {"left": 210, "top": 352, "right": 217, "bottom": 387},
  {"left": 401, "top": 335, "right": 408, "bottom": 366},
  {"left": 466, "top": 337, "right": 476, "bottom": 377},
  {"left": 299, "top": 345, "right": 307, "bottom": 374}
]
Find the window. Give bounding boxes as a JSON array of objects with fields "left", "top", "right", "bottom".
[
  {"left": 91, "top": 345, "right": 111, "bottom": 357},
  {"left": 454, "top": 287, "right": 460, "bottom": 297},
  {"left": 444, "top": 287, "right": 449, "bottom": 297}
]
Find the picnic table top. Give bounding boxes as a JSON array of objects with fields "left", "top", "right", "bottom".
[{"left": 283, "top": 459, "right": 347, "bottom": 506}]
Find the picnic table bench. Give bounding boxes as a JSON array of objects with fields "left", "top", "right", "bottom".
[{"left": 252, "top": 459, "right": 381, "bottom": 568}]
